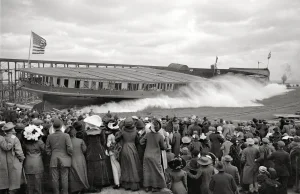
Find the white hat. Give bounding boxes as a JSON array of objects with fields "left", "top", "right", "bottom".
[
  {"left": 132, "top": 116, "right": 139, "bottom": 120},
  {"left": 217, "top": 126, "right": 222, "bottom": 132},
  {"left": 108, "top": 122, "right": 119, "bottom": 130},
  {"left": 84, "top": 115, "right": 103, "bottom": 127},
  {"left": 200, "top": 133, "right": 207, "bottom": 140}
]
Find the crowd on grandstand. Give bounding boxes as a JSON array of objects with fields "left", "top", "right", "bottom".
[{"left": 0, "top": 105, "right": 300, "bottom": 194}]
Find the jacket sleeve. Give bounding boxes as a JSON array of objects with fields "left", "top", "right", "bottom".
[
  {"left": 209, "top": 176, "right": 215, "bottom": 191},
  {"left": 38, "top": 140, "right": 45, "bottom": 153},
  {"left": 231, "top": 176, "right": 237, "bottom": 192},
  {"left": 81, "top": 139, "right": 87, "bottom": 153},
  {"left": 159, "top": 135, "right": 166, "bottom": 150},
  {"left": 65, "top": 135, "right": 73, "bottom": 156},
  {"left": 0, "top": 136, "right": 13, "bottom": 151},
  {"left": 45, "top": 136, "right": 51, "bottom": 156},
  {"left": 14, "top": 138, "right": 25, "bottom": 162}
]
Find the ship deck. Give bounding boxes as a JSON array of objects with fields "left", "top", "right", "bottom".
[{"left": 20, "top": 67, "right": 205, "bottom": 83}]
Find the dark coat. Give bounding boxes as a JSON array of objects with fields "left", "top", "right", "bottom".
[
  {"left": 209, "top": 172, "right": 237, "bottom": 194},
  {"left": 0, "top": 136, "right": 14, "bottom": 190},
  {"left": 45, "top": 130, "right": 73, "bottom": 167},
  {"left": 223, "top": 163, "right": 240, "bottom": 185},
  {"left": 268, "top": 149, "right": 291, "bottom": 177},
  {"left": 209, "top": 132, "right": 224, "bottom": 159}
]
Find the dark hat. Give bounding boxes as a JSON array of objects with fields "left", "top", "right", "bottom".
[
  {"left": 52, "top": 118, "right": 62, "bottom": 129},
  {"left": 135, "top": 119, "right": 145, "bottom": 130},
  {"left": 32, "top": 119, "right": 43, "bottom": 126},
  {"left": 15, "top": 123, "right": 25, "bottom": 130},
  {"left": 124, "top": 118, "right": 135, "bottom": 128},
  {"left": 168, "top": 157, "right": 186, "bottom": 170},
  {"left": 187, "top": 158, "right": 200, "bottom": 171},
  {"left": 73, "top": 121, "right": 84, "bottom": 131},
  {"left": 215, "top": 162, "right": 225, "bottom": 172},
  {"left": 2, "top": 122, "right": 15, "bottom": 131}
]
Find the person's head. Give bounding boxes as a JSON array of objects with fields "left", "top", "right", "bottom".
[
  {"left": 191, "top": 150, "right": 200, "bottom": 158},
  {"left": 152, "top": 118, "right": 161, "bottom": 132},
  {"left": 277, "top": 141, "right": 285, "bottom": 149},
  {"left": 65, "top": 126, "right": 76, "bottom": 138},
  {"left": 52, "top": 118, "right": 62, "bottom": 131}
]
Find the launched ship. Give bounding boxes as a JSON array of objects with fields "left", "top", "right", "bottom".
[{"left": 0, "top": 58, "right": 270, "bottom": 111}]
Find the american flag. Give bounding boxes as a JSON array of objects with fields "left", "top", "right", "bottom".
[
  {"left": 32, "top": 32, "right": 47, "bottom": 54},
  {"left": 268, "top": 51, "right": 271, "bottom": 60}
]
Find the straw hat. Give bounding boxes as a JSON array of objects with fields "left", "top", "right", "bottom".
[
  {"left": 198, "top": 157, "right": 212, "bottom": 166},
  {"left": 107, "top": 122, "right": 119, "bottom": 130},
  {"left": 262, "top": 138, "right": 270, "bottom": 144},
  {"left": 182, "top": 136, "right": 191, "bottom": 144},
  {"left": 2, "top": 122, "right": 15, "bottom": 131},
  {"left": 247, "top": 138, "right": 254, "bottom": 145},
  {"left": 259, "top": 166, "right": 268, "bottom": 173},
  {"left": 200, "top": 133, "right": 207, "bottom": 140},
  {"left": 224, "top": 155, "right": 233, "bottom": 162}
]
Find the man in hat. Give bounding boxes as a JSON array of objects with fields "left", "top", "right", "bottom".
[
  {"left": 241, "top": 138, "right": 260, "bottom": 193},
  {"left": 209, "top": 162, "right": 237, "bottom": 194},
  {"left": 221, "top": 134, "right": 233, "bottom": 158},
  {"left": 223, "top": 155, "right": 240, "bottom": 187},
  {"left": 46, "top": 118, "right": 73, "bottom": 194},
  {"left": 188, "top": 119, "right": 202, "bottom": 137},
  {"left": 256, "top": 138, "right": 274, "bottom": 168},
  {"left": 1, "top": 122, "right": 25, "bottom": 194},
  {"left": 268, "top": 141, "right": 291, "bottom": 194}
]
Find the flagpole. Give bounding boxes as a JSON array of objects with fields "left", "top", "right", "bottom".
[{"left": 27, "top": 32, "right": 32, "bottom": 68}]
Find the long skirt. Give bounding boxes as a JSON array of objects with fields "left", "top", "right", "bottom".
[
  {"left": 87, "top": 160, "right": 110, "bottom": 189},
  {"left": 110, "top": 155, "right": 121, "bottom": 186},
  {"left": 26, "top": 173, "right": 43, "bottom": 194}
]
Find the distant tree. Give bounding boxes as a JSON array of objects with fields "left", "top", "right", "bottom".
[{"left": 281, "top": 74, "right": 287, "bottom": 84}]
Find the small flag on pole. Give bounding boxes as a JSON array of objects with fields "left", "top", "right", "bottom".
[
  {"left": 216, "top": 56, "right": 218, "bottom": 63},
  {"left": 32, "top": 32, "right": 47, "bottom": 54},
  {"left": 268, "top": 51, "right": 271, "bottom": 60}
]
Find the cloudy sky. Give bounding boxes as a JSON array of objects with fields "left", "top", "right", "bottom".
[{"left": 1, "top": 0, "right": 300, "bottom": 80}]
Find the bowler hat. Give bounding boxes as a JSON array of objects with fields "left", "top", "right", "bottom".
[{"left": 52, "top": 118, "right": 62, "bottom": 129}]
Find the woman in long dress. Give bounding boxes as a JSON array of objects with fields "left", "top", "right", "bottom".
[
  {"left": 65, "top": 126, "right": 89, "bottom": 194},
  {"left": 86, "top": 123, "right": 111, "bottom": 192},
  {"left": 140, "top": 119, "right": 167, "bottom": 192},
  {"left": 168, "top": 157, "right": 188, "bottom": 194},
  {"left": 116, "top": 118, "right": 142, "bottom": 191},
  {"left": 23, "top": 124, "right": 45, "bottom": 194}
]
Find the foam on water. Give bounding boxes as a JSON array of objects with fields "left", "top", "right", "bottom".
[{"left": 80, "top": 75, "right": 289, "bottom": 113}]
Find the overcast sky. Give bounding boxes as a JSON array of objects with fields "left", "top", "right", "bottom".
[{"left": 1, "top": 0, "right": 299, "bottom": 80}]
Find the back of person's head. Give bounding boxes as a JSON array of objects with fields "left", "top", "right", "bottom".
[{"left": 52, "top": 118, "right": 62, "bottom": 130}]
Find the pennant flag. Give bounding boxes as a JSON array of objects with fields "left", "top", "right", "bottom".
[
  {"left": 216, "top": 56, "right": 218, "bottom": 63},
  {"left": 268, "top": 51, "right": 271, "bottom": 60},
  {"left": 32, "top": 32, "right": 47, "bottom": 54}
]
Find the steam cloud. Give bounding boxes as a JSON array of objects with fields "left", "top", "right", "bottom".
[{"left": 80, "top": 75, "right": 289, "bottom": 113}]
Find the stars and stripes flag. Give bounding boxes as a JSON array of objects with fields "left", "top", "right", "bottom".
[
  {"left": 268, "top": 51, "right": 271, "bottom": 60},
  {"left": 32, "top": 32, "right": 47, "bottom": 54}
]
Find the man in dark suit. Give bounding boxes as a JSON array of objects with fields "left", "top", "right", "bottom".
[
  {"left": 268, "top": 140, "right": 291, "bottom": 194},
  {"left": 223, "top": 155, "right": 240, "bottom": 187},
  {"left": 46, "top": 118, "right": 73, "bottom": 194},
  {"left": 209, "top": 162, "right": 237, "bottom": 194}
]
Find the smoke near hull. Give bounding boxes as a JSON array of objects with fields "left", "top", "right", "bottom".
[{"left": 81, "top": 75, "right": 289, "bottom": 113}]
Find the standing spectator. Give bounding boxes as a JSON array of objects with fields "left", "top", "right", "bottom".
[
  {"left": 65, "top": 126, "right": 89, "bottom": 194},
  {"left": 0, "top": 131, "right": 14, "bottom": 193},
  {"left": 188, "top": 119, "right": 202, "bottom": 136},
  {"left": 209, "top": 162, "right": 237, "bottom": 194},
  {"left": 168, "top": 157, "right": 188, "bottom": 194},
  {"left": 2, "top": 122, "right": 25, "bottom": 194},
  {"left": 186, "top": 155, "right": 202, "bottom": 194},
  {"left": 241, "top": 138, "right": 260, "bottom": 194},
  {"left": 268, "top": 140, "right": 291, "bottom": 194},
  {"left": 85, "top": 116, "right": 111, "bottom": 192},
  {"left": 171, "top": 124, "right": 181, "bottom": 157},
  {"left": 221, "top": 134, "right": 233, "bottom": 158},
  {"left": 116, "top": 117, "right": 142, "bottom": 191},
  {"left": 141, "top": 120, "right": 167, "bottom": 192},
  {"left": 23, "top": 125, "right": 45, "bottom": 194},
  {"left": 46, "top": 118, "right": 73, "bottom": 194},
  {"left": 210, "top": 128, "right": 224, "bottom": 160},
  {"left": 223, "top": 155, "right": 240, "bottom": 187}
]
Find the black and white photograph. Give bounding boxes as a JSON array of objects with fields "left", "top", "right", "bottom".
[{"left": 0, "top": 0, "right": 300, "bottom": 193}]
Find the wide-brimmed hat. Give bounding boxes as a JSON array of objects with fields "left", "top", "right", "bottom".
[
  {"left": 215, "top": 162, "right": 225, "bottom": 172},
  {"left": 124, "top": 117, "right": 135, "bottom": 129},
  {"left": 224, "top": 155, "right": 233, "bottom": 162},
  {"left": 2, "top": 122, "right": 15, "bottom": 131},
  {"left": 200, "top": 133, "right": 207, "bottom": 140},
  {"left": 187, "top": 158, "right": 201, "bottom": 171},
  {"left": 15, "top": 123, "right": 25, "bottom": 130},
  {"left": 182, "top": 136, "right": 191, "bottom": 144},
  {"left": 84, "top": 115, "right": 103, "bottom": 127},
  {"left": 198, "top": 157, "right": 212, "bottom": 166},
  {"left": 168, "top": 157, "right": 186, "bottom": 170},
  {"left": 107, "top": 122, "right": 119, "bottom": 130},
  {"left": 132, "top": 116, "right": 139, "bottom": 120}
]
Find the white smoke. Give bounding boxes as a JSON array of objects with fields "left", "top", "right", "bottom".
[{"left": 81, "top": 75, "right": 289, "bottom": 113}]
